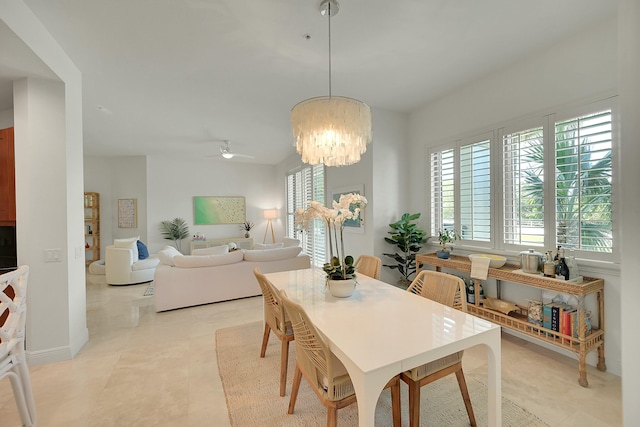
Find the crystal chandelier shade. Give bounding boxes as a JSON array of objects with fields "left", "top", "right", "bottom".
[{"left": 291, "top": 0, "right": 372, "bottom": 167}]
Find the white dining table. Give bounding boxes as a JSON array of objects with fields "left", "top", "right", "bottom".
[{"left": 265, "top": 268, "right": 502, "bottom": 427}]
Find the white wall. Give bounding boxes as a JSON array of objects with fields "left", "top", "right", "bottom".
[
  {"left": 0, "top": 107, "right": 12, "bottom": 128},
  {"left": 2, "top": 1, "right": 88, "bottom": 364},
  {"left": 407, "top": 16, "right": 621, "bottom": 375},
  {"left": 146, "top": 155, "right": 280, "bottom": 254},
  {"left": 84, "top": 156, "right": 148, "bottom": 260},
  {"left": 619, "top": 0, "right": 640, "bottom": 423}
]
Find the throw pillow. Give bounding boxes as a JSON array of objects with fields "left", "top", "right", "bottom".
[
  {"left": 114, "top": 236, "right": 140, "bottom": 261},
  {"left": 282, "top": 237, "right": 301, "bottom": 247},
  {"left": 243, "top": 246, "right": 302, "bottom": 262},
  {"left": 137, "top": 240, "right": 150, "bottom": 260},
  {"left": 157, "top": 246, "right": 182, "bottom": 266},
  {"left": 254, "top": 242, "right": 284, "bottom": 250},
  {"left": 192, "top": 245, "right": 229, "bottom": 255}
]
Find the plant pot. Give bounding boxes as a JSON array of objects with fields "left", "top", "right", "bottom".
[
  {"left": 327, "top": 279, "right": 356, "bottom": 298},
  {"left": 244, "top": 232, "right": 250, "bottom": 238},
  {"left": 436, "top": 250, "right": 450, "bottom": 259}
]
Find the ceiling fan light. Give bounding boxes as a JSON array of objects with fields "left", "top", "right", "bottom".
[
  {"left": 291, "top": 96, "right": 371, "bottom": 167},
  {"left": 221, "top": 152, "right": 234, "bottom": 159}
]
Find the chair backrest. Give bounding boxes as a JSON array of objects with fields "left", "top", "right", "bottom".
[
  {"left": 407, "top": 270, "right": 467, "bottom": 312},
  {"left": 280, "top": 292, "right": 345, "bottom": 400},
  {"left": 355, "top": 255, "right": 381, "bottom": 280},
  {"left": 253, "top": 267, "right": 288, "bottom": 334},
  {"left": 0, "top": 266, "right": 29, "bottom": 354}
]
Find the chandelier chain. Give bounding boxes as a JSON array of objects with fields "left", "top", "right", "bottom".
[{"left": 328, "top": 1, "right": 332, "bottom": 98}]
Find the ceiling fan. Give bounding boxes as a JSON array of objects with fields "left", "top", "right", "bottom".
[{"left": 212, "top": 140, "right": 254, "bottom": 159}]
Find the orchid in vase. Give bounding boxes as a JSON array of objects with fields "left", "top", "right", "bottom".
[{"left": 295, "top": 193, "right": 368, "bottom": 281}]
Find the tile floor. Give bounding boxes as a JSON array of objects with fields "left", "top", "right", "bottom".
[{"left": 0, "top": 272, "right": 622, "bottom": 426}]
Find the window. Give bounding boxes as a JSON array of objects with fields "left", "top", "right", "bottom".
[
  {"left": 428, "top": 100, "right": 615, "bottom": 259},
  {"left": 460, "top": 138, "right": 491, "bottom": 241},
  {"left": 502, "top": 126, "right": 544, "bottom": 246},
  {"left": 554, "top": 110, "right": 612, "bottom": 253},
  {"left": 430, "top": 148, "right": 454, "bottom": 236},
  {"left": 286, "top": 164, "right": 326, "bottom": 266}
]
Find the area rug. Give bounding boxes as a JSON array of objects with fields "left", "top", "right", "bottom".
[
  {"left": 216, "top": 321, "right": 548, "bottom": 427},
  {"left": 143, "top": 281, "right": 154, "bottom": 296}
]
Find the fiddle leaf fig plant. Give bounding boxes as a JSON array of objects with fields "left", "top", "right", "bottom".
[{"left": 383, "top": 213, "right": 429, "bottom": 284}]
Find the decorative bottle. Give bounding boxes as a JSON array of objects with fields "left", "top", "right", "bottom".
[
  {"left": 467, "top": 280, "right": 476, "bottom": 304},
  {"left": 556, "top": 248, "right": 570, "bottom": 280}
]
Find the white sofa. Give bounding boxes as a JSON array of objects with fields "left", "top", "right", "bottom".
[
  {"left": 153, "top": 245, "right": 310, "bottom": 312},
  {"left": 105, "top": 244, "right": 160, "bottom": 285}
]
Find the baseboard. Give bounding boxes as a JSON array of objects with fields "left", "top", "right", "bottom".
[{"left": 26, "top": 327, "right": 89, "bottom": 365}]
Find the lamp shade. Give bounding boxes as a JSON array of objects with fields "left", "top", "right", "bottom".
[
  {"left": 291, "top": 96, "right": 372, "bottom": 167},
  {"left": 263, "top": 209, "right": 278, "bottom": 220}
]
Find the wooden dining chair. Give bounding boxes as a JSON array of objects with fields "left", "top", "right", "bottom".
[
  {"left": 253, "top": 267, "right": 295, "bottom": 397},
  {"left": 1, "top": 266, "right": 36, "bottom": 427},
  {"left": 404, "top": 269, "right": 476, "bottom": 427},
  {"left": 354, "top": 255, "right": 381, "bottom": 279},
  {"left": 280, "top": 292, "right": 401, "bottom": 427}
]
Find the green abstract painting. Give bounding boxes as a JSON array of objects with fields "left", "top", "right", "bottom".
[{"left": 193, "top": 196, "right": 246, "bottom": 225}]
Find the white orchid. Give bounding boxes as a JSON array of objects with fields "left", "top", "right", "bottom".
[{"left": 297, "top": 193, "right": 368, "bottom": 279}]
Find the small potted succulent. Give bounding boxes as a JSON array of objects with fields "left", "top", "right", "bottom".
[{"left": 436, "top": 229, "right": 459, "bottom": 259}]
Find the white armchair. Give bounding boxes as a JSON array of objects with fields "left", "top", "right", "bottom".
[{"left": 105, "top": 245, "right": 159, "bottom": 286}]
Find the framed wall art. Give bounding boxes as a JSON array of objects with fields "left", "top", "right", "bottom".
[
  {"left": 117, "top": 198, "right": 138, "bottom": 228},
  {"left": 193, "top": 196, "right": 246, "bottom": 225},
  {"left": 331, "top": 184, "right": 365, "bottom": 233}
]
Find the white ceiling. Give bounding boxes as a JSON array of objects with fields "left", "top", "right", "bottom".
[{"left": 1, "top": 0, "right": 616, "bottom": 164}]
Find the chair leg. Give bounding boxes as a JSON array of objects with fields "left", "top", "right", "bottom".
[
  {"left": 260, "top": 323, "right": 271, "bottom": 358},
  {"left": 288, "top": 367, "right": 302, "bottom": 414},
  {"left": 279, "top": 339, "right": 290, "bottom": 396},
  {"left": 6, "top": 370, "right": 33, "bottom": 427},
  {"left": 389, "top": 376, "right": 401, "bottom": 427},
  {"left": 455, "top": 368, "right": 477, "bottom": 427},
  {"left": 327, "top": 404, "right": 338, "bottom": 427},
  {"left": 406, "top": 377, "right": 421, "bottom": 427}
]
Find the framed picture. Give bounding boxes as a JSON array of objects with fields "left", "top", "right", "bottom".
[
  {"left": 331, "top": 184, "right": 365, "bottom": 234},
  {"left": 194, "top": 196, "right": 246, "bottom": 225},
  {"left": 117, "top": 198, "right": 137, "bottom": 228}
]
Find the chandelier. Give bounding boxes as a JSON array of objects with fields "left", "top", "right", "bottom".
[{"left": 291, "top": 0, "right": 372, "bottom": 167}]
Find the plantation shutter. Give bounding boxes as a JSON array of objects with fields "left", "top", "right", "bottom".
[
  {"left": 460, "top": 139, "right": 491, "bottom": 241},
  {"left": 430, "top": 148, "right": 455, "bottom": 236},
  {"left": 502, "top": 126, "right": 545, "bottom": 246},
  {"left": 555, "top": 110, "right": 612, "bottom": 252},
  {"left": 286, "top": 164, "right": 326, "bottom": 266}
]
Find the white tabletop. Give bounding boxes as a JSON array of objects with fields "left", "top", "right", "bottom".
[{"left": 266, "top": 268, "right": 502, "bottom": 427}]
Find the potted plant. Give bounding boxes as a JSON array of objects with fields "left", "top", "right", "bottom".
[
  {"left": 242, "top": 221, "right": 254, "bottom": 238},
  {"left": 436, "top": 229, "right": 459, "bottom": 259},
  {"left": 382, "top": 213, "right": 428, "bottom": 287},
  {"left": 295, "top": 193, "right": 367, "bottom": 297},
  {"left": 160, "top": 217, "right": 190, "bottom": 252}
]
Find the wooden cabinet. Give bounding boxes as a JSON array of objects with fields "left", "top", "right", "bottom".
[
  {"left": 84, "top": 192, "right": 100, "bottom": 266},
  {"left": 0, "top": 127, "right": 16, "bottom": 226},
  {"left": 416, "top": 253, "right": 606, "bottom": 387}
]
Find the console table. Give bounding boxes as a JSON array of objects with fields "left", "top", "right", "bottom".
[
  {"left": 416, "top": 252, "right": 606, "bottom": 387},
  {"left": 190, "top": 237, "right": 253, "bottom": 253}
]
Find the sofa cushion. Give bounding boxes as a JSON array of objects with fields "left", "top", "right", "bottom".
[
  {"left": 254, "top": 242, "right": 284, "bottom": 250},
  {"left": 137, "top": 240, "right": 150, "bottom": 260},
  {"left": 192, "top": 245, "right": 229, "bottom": 255},
  {"left": 243, "top": 246, "right": 302, "bottom": 262},
  {"left": 157, "top": 246, "right": 182, "bottom": 266},
  {"left": 114, "top": 236, "right": 140, "bottom": 261},
  {"left": 282, "top": 237, "right": 301, "bottom": 248},
  {"left": 173, "top": 250, "right": 244, "bottom": 268},
  {"left": 132, "top": 257, "right": 160, "bottom": 271}
]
